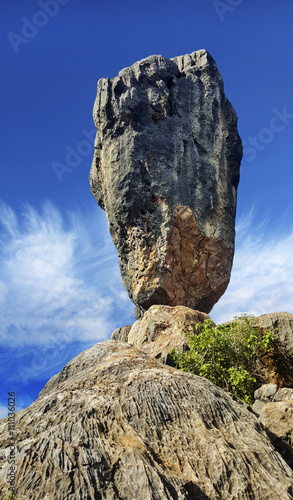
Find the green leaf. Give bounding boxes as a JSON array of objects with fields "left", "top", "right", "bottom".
[{"left": 171, "top": 314, "right": 275, "bottom": 404}]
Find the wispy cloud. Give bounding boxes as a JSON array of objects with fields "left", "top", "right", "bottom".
[
  {"left": 0, "top": 200, "right": 134, "bottom": 350},
  {"left": 0, "top": 200, "right": 134, "bottom": 402},
  {"left": 211, "top": 208, "right": 293, "bottom": 323}
]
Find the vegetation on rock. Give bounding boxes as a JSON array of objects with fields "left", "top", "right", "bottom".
[{"left": 171, "top": 315, "right": 274, "bottom": 404}]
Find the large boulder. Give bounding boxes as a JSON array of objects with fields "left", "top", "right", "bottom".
[
  {"left": 1, "top": 341, "right": 293, "bottom": 499},
  {"left": 90, "top": 50, "right": 242, "bottom": 318}
]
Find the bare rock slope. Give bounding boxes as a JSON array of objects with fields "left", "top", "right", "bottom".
[
  {"left": 1, "top": 341, "right": 293, "bottom": 499},
  {"left": 90, "top": 50, "right": 242, "bottom": 318}
]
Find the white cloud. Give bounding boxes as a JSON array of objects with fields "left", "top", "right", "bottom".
[
  {"left": 211, "top": 209, "right": 293, "bottom": 324},
  {"left": 0, "top": 200, "right": 134, "bottom": 349}
]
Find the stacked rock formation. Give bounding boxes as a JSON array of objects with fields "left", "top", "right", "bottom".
[
  {"left": 2, "top": 53, "right": 293, "bottom": 500},
  {"left": 90, "top": 50, "right": 242, "bottom": 318}
]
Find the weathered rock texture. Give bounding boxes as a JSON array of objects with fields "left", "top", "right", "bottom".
[
  {"left": 253, "top": 384, "right": 293, "bottom": 469},
  {"left": 126, "top": 304, "right": 210, "bottom": 364},
  {"left": 255, "top": 312, "right": 293, "bottom": 387},
  {"left": 253, "top": 384, "right": 293, "bottom": 415},
  {"left": 260, "top": 400, "right": 293, "bottom": 468},
  {"left": 111, "top": 325, "right": 132, "bottom": 342},
  {"left": 90, "top": 50, "right": 242, "bottom": 318},
  {"left": 1, "top": 341, "right": 293, "bottom": 499},
  {"left": 255, "top": 312, "right": 293, "bottom": 357},
  {"left": 252, "top": 312, "right": 293, "bottom": 467}
]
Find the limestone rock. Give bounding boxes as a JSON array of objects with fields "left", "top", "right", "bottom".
[
  {"left": 275, "top": 388, "right": 293, "bottom": 402},
  {"left": 1, "top": 341, "right": 293, "bottom": 499},
  {"left": 260, "top": 401, "right": 293, "bottom": 441},
  {"left": 127, "top": 304, "right": 211, "bottom": 364},
  {"left": 253, "top": 398, "right": 267, "bottom": 415},
  {"left": 90, "top": 50, "right": 242, "bottom": 317},
  {"left": 252, "top": 384, "right": 280, "bottom": 415}
]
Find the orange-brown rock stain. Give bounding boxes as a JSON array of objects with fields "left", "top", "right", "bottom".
[
  {"left": 124, "top": 205, "right": 233, "bottom": 313},
  {"left": 163, "top": 205, "right": 233, "bottom": 312}
]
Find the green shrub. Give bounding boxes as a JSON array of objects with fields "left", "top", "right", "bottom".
[{"left": 170, "top": 315, "right": 274, "bottom": 404}]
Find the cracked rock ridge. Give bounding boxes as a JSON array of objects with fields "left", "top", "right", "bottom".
[
  {"left": 90, "top": 50, "right": 243, "bottom": 318},
  {"left": 1, "top": 341, "right": 293, "bottom": 499}
]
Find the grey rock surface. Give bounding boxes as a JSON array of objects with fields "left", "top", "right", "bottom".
[
  {"left": 253, "top": 384, "right": 293, "bottom": 414},
  {"left": 253, "top": 383, "right": 293, "bottom": 468},
  {"left": 259, "top": 400, "right": 293, "bottom": 469},
  {"left": 90, "top": 50, "right": 242, "bottom": 317},
  {"left": 253, "top": 399, "right": 266, "bottom": 415},
  {"left": 111, "top": 325, "right": 132, "bottom": 342},
  {"left": 254, "top": 383, "right": 279, "bottom": 403},
  {"left": 275, "top": 388, "right": 293, "bottom": 402},
  {"left": 1, "top": 341, "right": 293, "bottom": 499}
]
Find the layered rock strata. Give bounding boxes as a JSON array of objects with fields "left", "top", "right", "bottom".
[
  {"left": 1, "top": 341, "right": 293, "bottom": 499},
  {"left": 90, "top": 50, "right": 242, "bottom": 318}
]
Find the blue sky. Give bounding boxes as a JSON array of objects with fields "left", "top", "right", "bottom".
[{"left": 1, "top": 0, "right": 293, "bottom": 416}]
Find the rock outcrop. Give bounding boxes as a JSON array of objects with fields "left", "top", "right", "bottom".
[
  {"left": 253, "top": 384, "right": 293, "bottom": 415},
  {"left": 1, "top": 341, "right": 293, "bottom": 499},
  {"left": 253, "top": 384, "right": 293, "bottom": 469},
  {"left": 111, "top": 325, "right": 132, "bottom": 342},
  {"left": 90, "top": 50, "right": 242, "bottom": 318},
  {"left": 260, "top": 400, "right": 293, "bottom": 468},
  {"left": 255, "top": 312, "right": 293, "bottom": 357},
  {"left": 112, "top": 304, "right": 211, "bottom": 364},
  {"left": 251, "top": 313, "right": 293, "bottom": 469},
  {"left": 255, "top": 312, "right": 293, "bottom": 387}
]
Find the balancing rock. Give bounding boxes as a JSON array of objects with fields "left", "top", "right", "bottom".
[{"left": 90, "top": 50, "right": 242, "bottom": 317}]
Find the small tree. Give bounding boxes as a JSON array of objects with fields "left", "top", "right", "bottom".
[{"left": 171, "top": 315, "right": 274, "bottom": 404}]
